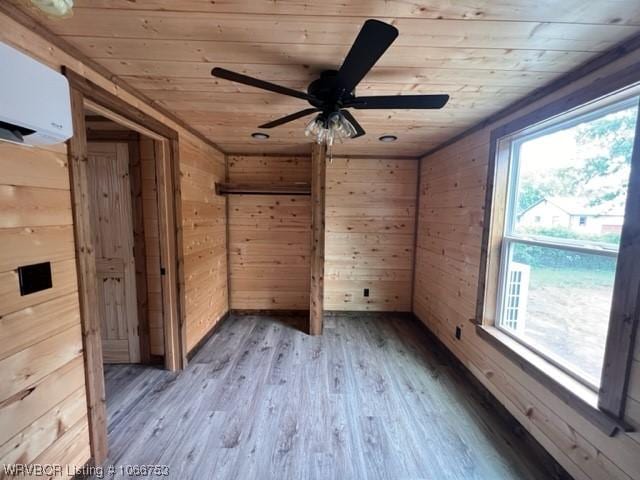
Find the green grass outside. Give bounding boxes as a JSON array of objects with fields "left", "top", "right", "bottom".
[{"left": 529, "top": 266, "right": 615, "bottom": 288}]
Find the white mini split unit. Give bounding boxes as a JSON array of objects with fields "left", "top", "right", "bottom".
[{"left": 0, "top": 42, "right": 73, "bottom": 145}]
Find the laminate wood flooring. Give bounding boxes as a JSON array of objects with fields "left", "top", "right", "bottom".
[{"left": 100, "top": 313, "right": 559, "bottom": 480}]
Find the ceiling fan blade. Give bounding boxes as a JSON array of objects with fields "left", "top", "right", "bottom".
[
  {"left": 347, "top": 94, "right": 450, "bottom": 109},
  {"left": 212, "top": 67, "right": 314, "bottom": 102},
  {"left": 340, "top": 110, "right": 366, "bottom": 138},
  {"left": 336, "top": 20, "right": 398, "bottom": 97},
  {"left": 258, "top": 108, "right": 320, "bottom": 129}
]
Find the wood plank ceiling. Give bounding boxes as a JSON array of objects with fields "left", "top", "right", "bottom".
[{"left": 12, "top": 0, "right": 640, "bottom": 156}]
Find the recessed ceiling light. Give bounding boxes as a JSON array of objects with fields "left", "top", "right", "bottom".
[
  {"left": 379, "top": 134, "right": 397, "bottom": 142},
  {"left": 251, "top": 132, "right": 270, "bottom": 140}
]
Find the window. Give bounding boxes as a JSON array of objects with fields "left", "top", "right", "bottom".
[
  {"left": 496, "top": 96, "right": 637, "bottom": 389},
  {"left": 477, "top": 84, "right": 640, "bottom": 430}
]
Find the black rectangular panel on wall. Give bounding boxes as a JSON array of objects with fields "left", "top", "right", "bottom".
[{"left": 18, "top": 262, "right": 52, "bottom": 296}]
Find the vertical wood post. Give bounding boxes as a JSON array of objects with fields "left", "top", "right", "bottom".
[
  {"left": 68, "top": 88, "right": 108, "bottom": 464},
  {"left": 309, "top": 142, "right": 327, "bottom": 335}
]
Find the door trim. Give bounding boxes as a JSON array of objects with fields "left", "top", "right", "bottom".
[{"left": 64, "top": 67, "right": 186, "bottom": 465}]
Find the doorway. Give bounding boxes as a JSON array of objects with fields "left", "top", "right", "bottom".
[
  {"left": 65, "top": 67, "right": 186, "bottom": 465},
  {"left": 84, "top": 112, "right": 169, "bottom": 365}
]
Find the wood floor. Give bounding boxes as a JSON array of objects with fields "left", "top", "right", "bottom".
[{"left": 102, "top": 313, "right": 557, "bottom": 479}]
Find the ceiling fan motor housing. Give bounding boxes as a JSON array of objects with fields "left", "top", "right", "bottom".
[{"left": 307, "top": 70, "right": 355, "bottom": 112}]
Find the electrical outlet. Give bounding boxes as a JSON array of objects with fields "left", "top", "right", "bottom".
[
  {"left": 363, "top": 288, "right": 370, "bottom": 297},
  {"left": 455, "top": 326, "right": 462, "bottom": 340}
]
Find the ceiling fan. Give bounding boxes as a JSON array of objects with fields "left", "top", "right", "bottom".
[{"left": 211, "top": 19, "right": 449, "bottom": 145}]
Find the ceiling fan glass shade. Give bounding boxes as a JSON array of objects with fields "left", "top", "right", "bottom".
[{"left": 305, "top": 112, "right": 358, "bottom": 146}]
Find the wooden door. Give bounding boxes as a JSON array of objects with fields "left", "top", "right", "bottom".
[{"left": 88, "top": 142, "right": 140, "bottom": 363}]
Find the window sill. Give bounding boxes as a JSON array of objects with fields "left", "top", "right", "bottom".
[{"left": 475, "top": 325, "right": 630, "bottom": 436}]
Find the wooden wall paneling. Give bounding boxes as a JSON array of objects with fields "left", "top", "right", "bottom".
[
  {"left": 227, "top": 155, "right": 311, "bottom": 311},
  {"left": 309, "top": 143, "right": 327, "bottom": 335},
  {"left": 0, "top": 138, "right": 90, "bottom": 478},
  {"left": 324, "top": 157, "right": 417, "bottom": 311},
  {"left": 0, "top": 386, "right": 87, "bottom": 467},
  {"left": 67, "top": 87, "right": 108, "bottom": 465},
  {"left": 413, "top": 45, "right": 640, "bottom": 480},
  {"left": 0, "top": 356, "right": 87, "bottom": 451},
  {"left": 180, "top": 138, "right": 228, "bottom": 352}
]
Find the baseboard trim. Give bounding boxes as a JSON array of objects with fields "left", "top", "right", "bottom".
[{"left": 409, "top": 313, "right": 573, "bottom": 480}]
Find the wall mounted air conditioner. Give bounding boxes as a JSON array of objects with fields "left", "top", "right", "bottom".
[{"left": 0, "top": 41, "right": 73, "bottom": 145}]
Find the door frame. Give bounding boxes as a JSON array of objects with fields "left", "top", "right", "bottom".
[{"left": 64, "top": 67, "right": 186, "bottom": 464}]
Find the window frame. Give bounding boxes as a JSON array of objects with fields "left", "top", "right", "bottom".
[
  {"left": 476, "top": 75, "right": 640, "bottom": 436},
  {"left": 494, "top": 97, "right": 635, "bottom": 391}
]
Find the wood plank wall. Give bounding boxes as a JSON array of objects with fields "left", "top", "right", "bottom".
[
  {"left": 413, "top": 49, "right": 640, "bottom": 480},
  {"left": 180, "top": 138, "right": 228, "bottom": 351},
  {"left": 227, "top": 155, "right": 311, "bottom": 310},
  {"left": 0, "top": 141, "right": 90, "bottom": 474},
  {"left": 0, "top": 10, "right": 229, "bottom": 468},
  {"left": 325, "top": 157, "right": 417, "bottom": 311},
  {"left": 226, "top": 154, "right": 418, "bottom": 312}
]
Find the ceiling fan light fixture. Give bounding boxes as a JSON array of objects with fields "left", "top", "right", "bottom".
[
  {"left": 379, "top": 134, "right": 398, "bottom": 143},
  {"left": 251, "top": 132, "right": 270, "bottom": 140},
  {"left": 305, "top": 112, "right": 357, "bottom": 146}
]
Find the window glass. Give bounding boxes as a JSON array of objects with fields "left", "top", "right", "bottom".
[
  {"left": 501, "top": 243, "right": 617, "bottom": 386},
  {"left": 512, "top": 103, "right": 637, "bottom": 249}
]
